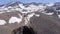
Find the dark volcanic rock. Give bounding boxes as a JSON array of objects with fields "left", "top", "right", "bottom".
[{"left": 12, "top": 26, "right": 36, "bottom": 34}]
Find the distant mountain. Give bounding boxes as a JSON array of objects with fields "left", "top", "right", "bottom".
[
  {"left": 0, "top": 1, "right": 60, "bottom": 18},
  {"left": 0, "top": 1, "right": 60, "bottom": 25},
  {"left": 0, "top": 1, "right": 60, "bottom": 34}
]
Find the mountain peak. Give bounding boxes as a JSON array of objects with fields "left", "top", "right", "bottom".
[{"left": 3, "top": 1, "right": 23, "bottom": 7}]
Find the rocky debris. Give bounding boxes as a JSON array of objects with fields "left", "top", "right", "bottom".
[
  {"left": 12, "top": 26, "right": 37, "bottom": 34},
  {"left": 0, "top": 1, "right": 60, "bottom": 34}
]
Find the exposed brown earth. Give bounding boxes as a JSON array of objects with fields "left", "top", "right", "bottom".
[
  {"left": 30, "top": 13, "right": 60, "bottom": 34},
  {"left": 0, "top": 12, "right": 60, "bottom": 34},
  {"left": 0, "top": 10, "right": 22, "bottom": 24}
]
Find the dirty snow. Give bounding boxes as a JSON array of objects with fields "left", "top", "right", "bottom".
[
  {"left": 0, "top": 20, "right": 6, "bottom": 25},
  {"left": 35, "top": 14, "right": 40, "bottom": 17},
  {"left": 44, "top": 12, "right": 54, "bottom": 15},
  {"left": 9, "top": 16, "right": 22, "bottom": 24},
  {"left": 58, "top": 15, "right": 60, "bottom": 18}
]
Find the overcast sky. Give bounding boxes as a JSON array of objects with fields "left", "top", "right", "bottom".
[{"left": 0, "top": 0, "right": 60, "bottom": 5}]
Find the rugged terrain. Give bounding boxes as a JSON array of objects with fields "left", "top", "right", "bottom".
[{"left": 0, "top": 1, "right": 60, "bottom": 34}]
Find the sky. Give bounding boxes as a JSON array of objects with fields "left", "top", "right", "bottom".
[{"left": 0, "top": 0, "right": 60, "bottom": 5}]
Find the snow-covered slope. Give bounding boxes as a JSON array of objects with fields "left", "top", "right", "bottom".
[{"left": 0, "top": 1, "right": 60, "bottom": 25}]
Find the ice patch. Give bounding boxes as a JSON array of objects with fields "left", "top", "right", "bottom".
[
  {"left": 28, "top": 13, "right": 35, "bottom": 17},
  {"left": 35, "top": 14, "right": 40, "bottom": 17},
  {"left": 0, "top": 20, "right": 6, "bottom": 25},
  {"left": 15, "top": 8, "right": 20, "bottom": 11},
  {"left": 27, "top": 13, "right": 35, "bottom": 19},
  {"left": 24, "top": 13, "right": 35, "bottom": 25},
  {"left": 19, "top": 4, "right": 25, "bottom": 9},
  {"left": 8, "top": 6, "right": 12, "bottom": 8},
  {"left": 9, "top": 16, "right": 22, "bottom": 24},
  {"left": 21, "top": 11, "right": 28, "bottom": 14},
  {"left": 44, "top": 12, "right": 54, "bottom": 15},
  {"left": 41, "top": 11, "right": 47, "bottom": 14},
  {"left": 24, "top": 17, "right": 28, "bottom": 25},
  {"left": 0, "top": 12, "right": 5, "bottom": 14},
  {"left": 4, "top": 8, "right": 8, "bottom": 10},
  {"left": 58, "top": 15, "right": 60, "bottom": 18},
  {"left": 7, "top": 10, "right": 11, "bottom": 12}
]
